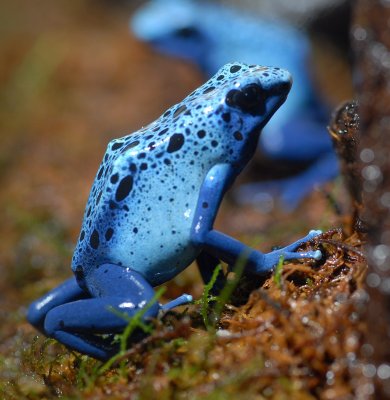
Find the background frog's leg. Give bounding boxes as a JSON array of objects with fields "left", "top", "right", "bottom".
[
  {"left": 260, "top": 114, "right": 332, "bottom": 162},
  {"left": 42, "top": 265, "right": 161, "bottom": 360},
  {"left": 279, "top": 151, "right": 339, "bottom": 208},
  {"left": 27, "top": 277, "right": 88, "bottom": 333},
  {"left": 236, "top": 151, "right": 339, "bottom": 210},
  {"left": 191, "top": 164, "right": 322, "bottom": 275},
  {"left": 196, "top": 251, "right": 226, "bottom": 294}
]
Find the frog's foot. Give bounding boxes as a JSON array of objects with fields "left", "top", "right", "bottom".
[{"left": 249, "top": 230, "right": 322, "bottom": 274}]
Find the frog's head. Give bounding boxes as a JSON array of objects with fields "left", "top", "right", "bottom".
[
  {"left": 189, "top": 63, "right": 292, "bottom": 147},
  {"left": 221, "top": 63, "right": 291, "bottom": 128}
]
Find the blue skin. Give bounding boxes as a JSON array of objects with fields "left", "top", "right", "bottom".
[
  {"left": 130, "top": 0, "right": 339, "bottom": 209},
  {"left": 28, "top": 63, "right": 322, "bottom": 361}
]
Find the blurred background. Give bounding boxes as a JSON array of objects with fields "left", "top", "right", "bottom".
[{"left": 0, "top": 0, "right": 353, "bottom": 376}]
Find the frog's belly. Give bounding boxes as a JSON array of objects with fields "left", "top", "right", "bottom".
[{"left": 105, "top": 199, "right": 199, "bottom": 286}]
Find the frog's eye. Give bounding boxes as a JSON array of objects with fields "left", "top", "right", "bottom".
[
  {"left": 174, "top": 26, "right": 200, "bottom": 38},
  {"left": 225, "top": 84, "right": 265, "bottom": 115}
]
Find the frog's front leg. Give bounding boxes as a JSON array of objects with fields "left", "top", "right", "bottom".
[{"left": 191, "top": 164, "right": 322, "bottom": 275}]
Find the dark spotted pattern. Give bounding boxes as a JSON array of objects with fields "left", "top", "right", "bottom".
[
  {"left": 167, "top": 133, "right": 185, "bottom": 153},
  {"left": 71, "top": 62, "right": 291, "bottom": 286},
  {"left": 115, "top": 176, "right": 133, "bottom": 201}
]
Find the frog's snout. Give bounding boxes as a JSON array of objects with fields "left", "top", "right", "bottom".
[
  {"left": 273, "top": 79, "right": 292, "bottom": 96},
  {"left": 271, "top": 70, "right": 293, "bottom": 96}
]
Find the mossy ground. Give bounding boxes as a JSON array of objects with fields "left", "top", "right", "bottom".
[{"left": 0, "top": 1, "right": 368, "bottom": 399}]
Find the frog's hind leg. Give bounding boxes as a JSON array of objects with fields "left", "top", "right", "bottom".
[
  {"left": 27, "top": 277, "right": 89, "bottom": 333},
  {"left": 43, "top": 265, "right": 160, "bottom": 360}
]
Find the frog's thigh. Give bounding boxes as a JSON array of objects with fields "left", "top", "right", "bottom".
[
  {"left": 44, "top": 265, "right": 160, "bottom": 359},
  {"left": 43, "top": 296, "right": 132, "bottom": 360}
]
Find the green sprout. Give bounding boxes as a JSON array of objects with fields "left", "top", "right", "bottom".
[{"left": 273, "top": 255, "right": 285, "bottom": 289}]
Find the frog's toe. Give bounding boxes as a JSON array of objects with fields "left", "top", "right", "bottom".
[
  {"left": 161, "top": 294, "right": 193, "bottom": 311},
  {"left": 312, "top": 249, "right": 322, "bottom": 260}
]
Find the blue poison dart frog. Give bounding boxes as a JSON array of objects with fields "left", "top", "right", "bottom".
[
  {"left": 28, "top": 63, "right": 322, "bottom": 360},
  {"left": 131, "top": 0, "right": 339, "bottom": 210}
]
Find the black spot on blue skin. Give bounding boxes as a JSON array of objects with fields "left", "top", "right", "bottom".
[
  {"left": 211, "top": 140, "right": 218, "bottom": 148},
  {"left": 148, "top": 142, "right": 156, "bottom": 150},
  {"left": 197, "top": 130, "right": 206, "bottom": 139},
  {"left": 75, "top": 265, "right": 84, "bottom": 281},
  {"left": 105, "top": 228, "right": 114, "bottom": 241},
  {"left": 96, "top": 190, "right": 103, "bottom": 204},
  {"left": 97, "top": 166, "right": 104, "bottom": 180},
  {"left": 87, "top": 206, "right": 92, "bottom": 217},
  {"left": 109, "top": 200, "right": 118, "bottom": 209},
  {"left": 234, "top": 131, "right": 243, "bottom": 141},
  {"left": 137, "top": 152, "right": 146, "bottom": 159},
  {"left": 116, "top": 176, "right": 133, "bottom": 201},
  {"left": 133, "top": 227, "right": 138, "bottom": 233},
  {"left": 173, "top": 105, "right": 187, "bottom": 118},
  {"left": 156, "top": 152, "right": 164, "bottom": 158},
  {"left": 145, "top": 135, "right": 153, "bottom": 140},
  {"left": 164, "top": 158, "right": 171, "bottom": 165},
  {"left": 230, "top": 65, "right": 241, "bottom": 73},
  {"left": 222, "top": 113, "right": 231, "bottom": 122},
  {"left": 217, "top": 74, "right": 224, "bottom": 81},
  {"left": 130, "top": 163, "right": 137, "bottom": 172},
  {"left": 167, "top": 133, "right": 185, "bottom": 153},
  {"left": 110, "top": 173, "right": 119, "bottom": 184},
  {"left": 90, "top": 229, "right": 100, "bottom": 249},
  {"left": 202, "top": 202, "right": 208, "bottom": 208},
  {"left": 140, "top": 163, "right": 148, "bottom": 170},
  {"left": 111, "top": 142, "right": 123, "bottom": 150},
  {"left": 163, "top": 110, "right": 171, "bottom": 117},
  {"left": 122, "top": 140, "right": 139, "bottom": 152},
  {"left": 203, "top": 86, "right": 215, "bottom": 94},
  {"left": 159, "top": 128, "right": 169, "bottom": 136},
  {"left": 80, "top": 230, "right": 85, "bottom": 241}
]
